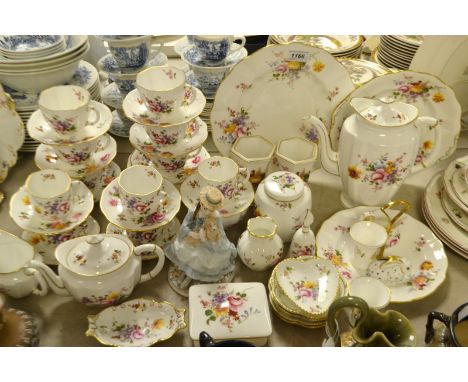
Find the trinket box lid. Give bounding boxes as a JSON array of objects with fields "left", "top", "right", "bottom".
[
  {"left": 263, "top": 171, "right": 304, "bottom": 202},
  {"left": 189, "top": 282, "right": 272, "bottom": 344}
]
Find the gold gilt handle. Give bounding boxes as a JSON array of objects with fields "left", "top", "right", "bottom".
[{"left": 376, "top": 200, "right": 411, "bottom": 261}]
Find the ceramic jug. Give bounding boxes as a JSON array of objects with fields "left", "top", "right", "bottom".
[
  {"left": 306, "top": 97, "right": 439, "bottom": 207},
  {"left": 425, "top": 302, "right": 468, "bottom": 347},
  {"left": 326, "top": 296, "right": 417, "bottom": 347}
]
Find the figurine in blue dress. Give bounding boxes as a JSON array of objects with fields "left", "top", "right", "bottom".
[{"left": 165, "top": 186, "right": 237, "bottom": 283}]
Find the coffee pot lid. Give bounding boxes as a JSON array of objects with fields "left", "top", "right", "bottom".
[
  {"left": 55, "top": 234, "right": 132, "bottom": 276},
  {"left": 264, "top": 171, "right": 304, "bottom": 202}
]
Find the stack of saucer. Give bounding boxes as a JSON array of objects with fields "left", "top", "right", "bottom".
[
  {"left": 100, "top": 165, "right": 181, "bottom": 250},
  {"left": 374, "top": 35, "right": 423, "bottom": 70},
  {"left": 268, "top": 35, "right": 364, "bottom": 58},
  {"left": 123, "top": 66, "right": 209, "bottom": 184},
  {"left": 9, "top": 169, "right": 97, "bottom": 265},
  {"left": 179, "top": 35, "right": 248, "bottom": 131},
  {"left": 5, "top": 60, "right": 101, "bottom": 152},
  {"left": 26, "top": 85, "right": 120, "bottom": 202},
  {"left": 268, "top": 257, "right": 347, "bottom": 328},
  {"left": 423, "top": 156, "right": 468, "bottom": 258},
  {"left": 97, "top": 35, "right": 168, "bottom": 138}
]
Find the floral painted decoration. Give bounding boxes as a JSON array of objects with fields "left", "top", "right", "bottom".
[
  {"left": 198, "top": 284, "right": 260, "bottom": 332},
  {"left": 214, "top": 107, "right": 258, "bottom": 145},
  {"left": 271, "top": 172, "right": 299, "bottom": 192}
]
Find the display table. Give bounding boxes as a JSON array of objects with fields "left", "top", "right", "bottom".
[{"left": 1, "top": 136, "right": 467, "bottom": 346}]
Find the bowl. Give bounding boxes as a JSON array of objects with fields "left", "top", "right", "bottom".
[{"left": 349, "top": 276, "right": 391, "bottom": 310}]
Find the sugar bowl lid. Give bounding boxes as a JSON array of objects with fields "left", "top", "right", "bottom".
[
  {"left": 55, "top": 234, "right": 133, "bottom": 276},
  {"left": 264, "top": 171, "right": 304, "bottom": 202}
]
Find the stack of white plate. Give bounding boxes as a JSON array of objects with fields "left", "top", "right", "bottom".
[
  {"left": 375, "top": 35, "right": 423, "bottom": 70},
  {"left": 200, "top": 97, "right": 213, "bottom": 132},
  {"left": 423, "top": 156, "right": 468, "bottom": 259},
  {"left": 5, "top": 60, "right": 101, "bottom": 152},
  {"left": 0, "top": 35, "right": 66, "bottom": 60},
  {"left": 268, "top": 35, "right": 363, "bottom": 58},
  {"left": 0, "top": 35, "right": 89, "bottom": 94}
]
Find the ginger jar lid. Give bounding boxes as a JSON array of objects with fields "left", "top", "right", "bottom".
[
  {"left": 55, "top": 234, "right": 132, "bottom": 276},
  {"left": 264, "top": 171, "right": 304, "bottom": 202}
]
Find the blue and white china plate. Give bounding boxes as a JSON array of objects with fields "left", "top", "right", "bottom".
[
  {"left": 35, "top": 134, "right": 117, "bottom": 178},
  {"left": 122, "top": 85, "right": 206, "bottom": 126},
  {"left": 9, "top": 181, "right": 94, "bottom": 235},
  {"left": 100, "top": 178, "right": 181, "bottom": 231},
  {"left": 27, "top": 100, "right": 112, "bottom": 145}
]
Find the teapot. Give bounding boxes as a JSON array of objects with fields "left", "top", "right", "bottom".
[
  {"left": 325, "top": 296, "right": 417, "bottom": 347},
  {"left": 30, "top": 234, "right": 165, "bottom": 307},
  {"left": 306, "top": 97, "right": 439, "bottom": 207}
]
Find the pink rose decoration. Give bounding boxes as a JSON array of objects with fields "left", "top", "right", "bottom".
[
  {"left": 100, "top": 153, "right": 111, "bottom": 162},
  {"left": 109, "top": 199, "right": 119, "bottom": 207},
  {"left": 58, "top": 202, "right": 70, "bottom": 212},
  {"left": 191, "top": 155, "right": 201, "bottom": 165},
  {"left": 131, "top": 327, "right": 144, "bottom": 340},
  {"left": 371, "top": 169, "right": 386, "bottom": 183},
  {"left": 299, "top": 288, "right": 313, "bottom": 298},
  {"left": 399, "top": 85, "right": 410, "bottom": 93},
  {"left": 227, "top": 296, "right": 244, "bottom": 312},
  {"left": 276, "top": 64, "right": 288, "bottom": 73}
]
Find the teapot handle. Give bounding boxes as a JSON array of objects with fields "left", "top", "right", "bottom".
[
  {"left": 23, "top": 267, "right": 49, "bottom": 297},
  {"left": 135, "top": 244, "right": 166, "bottom": 284},
  {"left": 325, "top": 296, "right": 369, "bottom": 347},
  {"left": 413, "top": 116, "right": 440, "bottom": 169},
  {"left": 424, "top": 311, "right": 451, "bottom": 345}
]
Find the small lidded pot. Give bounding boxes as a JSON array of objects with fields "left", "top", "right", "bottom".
[
  {"left": 255, "top": 171, "right": 312, "bottom": 242},
  {"left": 237, "top": 217, "right": 284, "bottom": 271},
  {"left": 29, "top": 234, "right": 165, "bottom": 306}
]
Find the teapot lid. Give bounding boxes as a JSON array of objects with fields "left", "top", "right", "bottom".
[
  {"left": 264, "top": 171, "right": 304, "bottom": 202},
  {"left": 55, "top": 234, "right": 132, "bottom": 276},
  {"left": 350, "top": 97, "right": 419, "bottom": 127}
]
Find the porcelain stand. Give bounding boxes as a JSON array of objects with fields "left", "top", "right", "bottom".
[{"left": 167, "top": 264, "right": 235, "bottom": 297}]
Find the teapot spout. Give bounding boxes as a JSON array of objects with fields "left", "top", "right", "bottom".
[
  {"left": 29, "top": 259, "right": 70, "bottom": 297},
  {"left": 302, "top": 115, "right": 339, "bottom": 176}
]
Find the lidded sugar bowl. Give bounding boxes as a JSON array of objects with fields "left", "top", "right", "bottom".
[
  {"left": 30, "top": 234, "right": 165, "bottom": 306},
  {"left": 254, "top": 171, "right": 312, "bottom": 242}
]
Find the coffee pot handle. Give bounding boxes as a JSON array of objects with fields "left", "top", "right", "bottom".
[
  {"left": 326, "top": 296, "right": 369, "bottom": 347},
  {"left": 425, "top": 311, "right": 451, "bottom": 344},
  {"left": 135, "top": 244, "right": 166, "bottom": 284}
]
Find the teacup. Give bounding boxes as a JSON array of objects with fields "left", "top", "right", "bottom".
[
  {"left": 144, "top": 117, "right": 201, "bottom": 153},
  {"left": 192, "top": 35, "right": 246, "bottom": 64},
  {"left": 100, "top": 35, "right": 154, "bottom": 72},
  {"left": 39, "top": 85, "right": 100, "bottom": 135},
  {"left": 230, "top": 135, "right": 275, "bottom": 184},
  {"left": 150, "top": 147, "right": 202, "bottom": 182},
  {"left": 349, "top": 220, "right": 388, "bottom": 271},
  {"left": 275, "top": 137, "right": 317, "bottom": 182},
  {"left": 0, "top": 229, "right": 48, "bottom": 298},
  {"left": 197, "top": 156, "right": 249, "bottom": 202},
  {"left": 117, "top": 165, "right": 166, "bottom": 218},
  {"left": 136, "top": 66, "right": 186, "bottom": 118},
  {"left": 349, "top": 277, "right": 391, "bottom": 310},
  {"left": 24, "top": 169, "right": 75, "bottom": 222},
  {"left": 425, "top": 302, "right": 468, "bottom": 347},
  {"left": 54, "top": 134, "right": 110, "bottom": 166}
]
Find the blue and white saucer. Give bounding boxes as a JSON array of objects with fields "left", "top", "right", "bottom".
[
  {"left": 101, "top": 82, "right": 122, "bottom": 110},
  {"left": 181, "top": 44, "right": 247, "bottom": 68},
  {"left": 97, "top": 51, "right": 168, "bottom": 74},
  {"left": 109, "top": 109, "right": 133, "bottom": 138}
]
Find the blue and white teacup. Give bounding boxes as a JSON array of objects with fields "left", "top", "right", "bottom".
[
  {"left": 192, "top": 35, "right": 246, "bottom": 64},
  {"left": 110, "top": 71, "right": 137, "bottom": 96},
  {"left": 98, "top": 35, "right": 156, "bottom": 72}
]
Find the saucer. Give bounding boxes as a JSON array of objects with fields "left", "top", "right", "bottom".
[
  {"left": 129, "top": 117, "right": 208, "bottom": 157},
  {"left": 102, "top": 82, "right": 122, "bottom": 110},
  {"left": 443, "top": 159, "right": 468, "bottom": 213},
  {"left": 106, "top": 217, "right": 180, "bottom": 259},
  {"left": 98, "top": 51, "right": 168, "bottom": 74},
  {"left": 9, "top": 181, "right": 94, "bottom": 235},
  {"left": 440, "top": 188, "right": 468, "bottom": 231},
  {"left": 182, "top": 44, "right": 247, "bottom": 68},
  {"left": 122, "top": 85, "right": 206, "bottom": 126},
  {"left": 22, "top": 216, "right": 100, "bottom": 265},
  {"left": 35, "top": 134, "right": 117, "bottom": 178},
  {"left": 86, "top": 298, "right": 186, "bottom": 347},
  {"left": 82, "top": 161, "right": 121, "bottom": 202},
  {"left": 451, "top": 163, "right": 468, "bottom": 207},
  {"left": 316, "top": 206, "right": 448, "bottom": 303},
  {"left": 27, "top": 101, "right": 112, "bottom": 145},
  {"left": 180, "top": 173, "right": 254, "bottom": 218},
  {"left": 100, "top": 178, "right": 181, "bottom": 231},
  {"left": 109, "top": 110, "right": 132, "bottom": 138}
]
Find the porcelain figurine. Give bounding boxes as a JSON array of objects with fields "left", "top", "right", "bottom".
[
  {"left": 255, "top": 171, "right": 312, "bottom": 242},
  {"left": 307, "top": 96, "right": 439, "bottom": 207},
  {"left": 165, "top": 186, "right": 237, "bottom": 290},
  {"left": 237, "top": 217, "right": 284, "bottom": 271},
  {"left": 288, "top": 210, "right": 315, "bottom": 257},
  {"left": 29, "top": 234, "right": 165, "bottom": 307}
]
